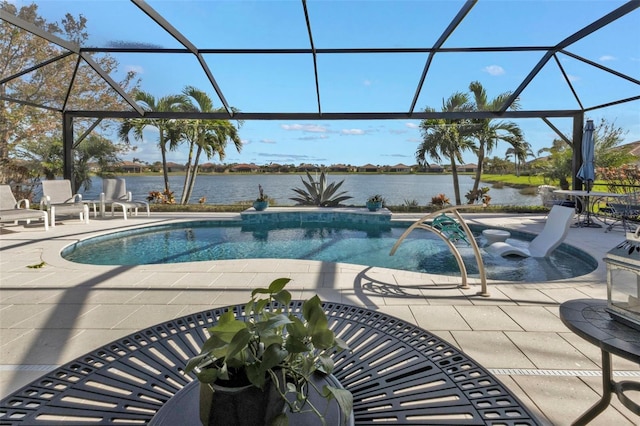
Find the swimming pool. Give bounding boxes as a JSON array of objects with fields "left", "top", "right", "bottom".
[{"left": 61, "top": 220, "right": 597, "bottom": 282}]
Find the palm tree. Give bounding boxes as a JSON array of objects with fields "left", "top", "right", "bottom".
[
  {"left": 417, "top": 92, "right": 474, "bottom": 205},
  {"left": 468, "top": 81, "right": 522, "bottom": 194},
  {"left": 180, "top": 86, "right": 243, "bottom": 204},
  {"left": 504, "top": 137, "right": 533, "bottom": 176},
  {"left": 118, "top": 91, "right": 187, "bottom": 195}
]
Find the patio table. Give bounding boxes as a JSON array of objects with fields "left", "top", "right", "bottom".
[
  {"left": 0, "top": 302, "right": 540, "bottom": 425},
  {"left": 553, "top": 190, "right": 626, "bottom": 228},
  {"left": 560, "top": 299, "right": 640, "bottom": 425}
]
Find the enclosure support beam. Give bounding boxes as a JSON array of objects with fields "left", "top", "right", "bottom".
[
  {"left": 62, "top": 113, "right": 74, "bottom": 186},
  {"left": 572, "top": 112, "right": 584, "bottom": 191}
]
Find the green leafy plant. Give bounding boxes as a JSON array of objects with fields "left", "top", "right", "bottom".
[
  {"left": 185, "top": 278, "right": 353, "bottom": 425},
  {"left": 367, "top": 194, "right": 383, "bottom": 204},
  {"left": 290, "top": 171, "right": 352, "bottom": 207}
]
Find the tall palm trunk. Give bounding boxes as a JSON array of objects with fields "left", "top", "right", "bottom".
[
  {"left": 159, "top": 128, "right": 171, "bottom": 194},
  {"left": 184, "top": 144, "right": 203, "bottom": 203},
  {"left": 451, "top": 156, "right": 462, "bottom": 205},
  {"left": 180, "top": 140, "right": 196, "bottom": 204},
  {"left": 472, "top": 142, "right": 486, "bottom": 194}
]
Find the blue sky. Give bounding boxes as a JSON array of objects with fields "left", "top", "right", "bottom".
[{"left": 20, "top": 0, "right": 640, "bottom": 166}]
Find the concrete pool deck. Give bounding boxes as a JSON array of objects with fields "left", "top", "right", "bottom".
[{"left": 1, "top": 211, "right": 638, "bottom": 425}]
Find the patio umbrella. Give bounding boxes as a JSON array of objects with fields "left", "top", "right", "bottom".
[{"left": 577, "top": 119, "right": 596, "bottom": 192}]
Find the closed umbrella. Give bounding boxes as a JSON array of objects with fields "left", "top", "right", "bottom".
[
  {"left": 577, "top": 119, "right": 595, "bottom": 192},
  {"left": 576, "top": 119, "right": 597, "bottom": 227}
]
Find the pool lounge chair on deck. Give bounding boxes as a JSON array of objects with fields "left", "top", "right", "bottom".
[
  {"left": 40, "top": 179, "right": 89, "bottom": 227},
  {"left": 486, "top": 205, "right": 575, "bottom": 258},
  {"left": 0, "top": 185, "right": 49, "bottom": 230},
  {"left": 100, "top": 178, "right": 149, "bottom": 220}
]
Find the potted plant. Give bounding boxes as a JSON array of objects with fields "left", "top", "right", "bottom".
[
  {"left": 366, "top": 194, "right": 384, "bottom": 211},
  {"left": 253, "top": 184, "right": 269, "bottom": 211},
  {"left": 185, "top": 278, "right": 353, "bottom": 426}
]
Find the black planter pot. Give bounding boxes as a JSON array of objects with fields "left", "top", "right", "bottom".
[
  {"left": 366, "top": 201, "right": 382, "bottom": 211},
  {"left": 148, "top": 373, "right": 354, "bottom": 426},
  {"left": 200, "top": 380, "right": 284, "bottom": 426},
  {"left": 253, "top": 200, "right": 269, "bottom": 211}
]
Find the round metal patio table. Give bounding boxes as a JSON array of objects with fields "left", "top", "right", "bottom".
[{"left": 0, "top": 302, "right": 540, "bottom": 425}]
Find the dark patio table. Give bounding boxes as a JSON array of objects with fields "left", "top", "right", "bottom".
[{"left": 0, "top": 302, "right": 540, "bottom": 425}]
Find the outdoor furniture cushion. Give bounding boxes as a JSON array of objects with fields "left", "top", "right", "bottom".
[
  {"left": 486, "top": 205, "right": 575, "bottom": 258},
  {"left": 0, "top": 185, "right": 49, "bottom": 230}
]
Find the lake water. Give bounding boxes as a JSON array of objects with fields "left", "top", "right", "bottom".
[{"left": 77, "top": 174, "right": 541, "bottom": 206}]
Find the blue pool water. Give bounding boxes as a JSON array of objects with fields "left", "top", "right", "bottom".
[{"left": 61, "top": 221, "right": 597, "bottom": 282}]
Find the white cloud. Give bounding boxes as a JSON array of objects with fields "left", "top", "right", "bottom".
[
  {"left": 341, "top": 129, "right": 365, "bottom": 135},
  {"left": 260, "top": 139, "right": 276, "bottom": 144},
  {"left": 281, "top": 124, "right": 328, "bottom": 133},
  {"left": 363, "top": 79, "right": 372, "bottom": 86},
  {"left": 405, "top": 122, "right": 419, "bottom": 129},
  {"left": 299, "top": 135, "right": 329, "bottom": 140},
  {"left": 483, "top": 65, "right": 505, "bottom": 76},
  {"left": 567, "top": 74, "right": 580, "bottom": 82},
  {"left": 599, "top": 55, "right": 616, "bottom": 61}
]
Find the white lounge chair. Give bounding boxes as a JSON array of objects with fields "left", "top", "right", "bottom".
[
  {"left": 40, "top": 180, "right": 89, "bottom": 227},
  {"left": 100, "top": 178, "right": 149, "bottom": 220},
  {"left": 0, "top": 185, "right": 49, "bottom": 231},
  {"left": 486, "top": 205, "right": 575, "bottom": 258}
]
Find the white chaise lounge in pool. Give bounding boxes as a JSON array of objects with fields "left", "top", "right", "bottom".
[{"left": 486, "top": 205, "right": 575, "bottom": 258}]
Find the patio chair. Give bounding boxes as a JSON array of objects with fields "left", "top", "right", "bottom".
[
  {"left": 0, "top": 185, "right": 49, "bottom": 230},
  {"left": 601, "top": 191, "right": 640, "bottom": 233},
  {"left": 100, "top": 178, "right": 149, "bottom": 220},
  {"left": 486, "top": 205, "right": 575, "bottom": 258},
  {"left": 40, "top": 179, "right": 89, "bottom": 227}
]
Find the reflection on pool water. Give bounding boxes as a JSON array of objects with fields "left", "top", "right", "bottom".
[{"left": 61, "top": 220, "right": 597, "bottom": 282}]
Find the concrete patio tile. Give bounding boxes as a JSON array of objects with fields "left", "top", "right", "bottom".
[
  {"left": 506, "top": 331, "right": 599, "bottom": 370},
  {"left": 0, "top": 370, "right": 50, "bottom": 400},
  {"left": 454, "top": 305, "right": 523, "bottom": 331},
  {"left": 136, "top": 272, "right": 190, "bottom": 287},
  {"left": 573, "top": 284, "right": 608, "bottom": 299},
  {"left": 559, "top": 331, "right": 640, "bottom": 371},
  {"left": 170, "top": 272, "right": 220, "bottom": 288},
  {"left": 512, "top": 375, "right": 637, "bottom": 426},
  {"left": 298, "top": 288, "right": 343, "bottom": 304},
  {"left": 580, "top": 375, "right": 640, "bottom": 424},
  {"left": 113, "top": 305, "right": 186, "bottom": 330},
  {"left": 494, "top": 375, "right": 551, "bottom": 426},
  {"left": 466, "top": 287, "right": 519, "bottom": 306},
  {"left": 493, "top": 286, "right": 558, "bottom": 305},
  {"left": 0, "top": 288, "right": 63, "bottom": 304},
  {"left": 74, "top": 304, "right": 143, "bottom": 329},
  {"left": 1, "top": 328, "right": 85, "bottom": 364},
  {"left": 538, "top": 287, "right": 601, "bottom": 304},
  {"left": 211, "top": 288, "right": 254, "bottom": 306},
  {"left": 376, "top": 305, "right": 416, "bottom": 325},
  {"left": 501, "top": 306, "right": 567, "bottom": 332},
  {"left": 451, "top": 330, "right": 535, "bottom": 369},
  {"left": 211, "top": 272, "right": 258, "bottom": 287},
  {"left": 124, "top": 288, "right": 184, "bottom": 304},
  {"left": 410, "top": 305, "right": 472, "bottom": 331},
  {"left": 1, "top": 304, "right": 56, "bottom": 329},
  {"left": 166, "top": 289, "right": 224, "bottom": 306}
]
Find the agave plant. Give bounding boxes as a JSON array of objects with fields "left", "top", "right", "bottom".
[{"left": 290, "top": 171, "right": 353, "bottom": 207}]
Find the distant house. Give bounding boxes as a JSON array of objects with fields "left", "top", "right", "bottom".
[
  {"left": 457, "top": 163, "right": 477, "bottom": 173},
  {"left": 426, "top": 164, "right": 444, "bottom": 173},
  {"left": 166, "top": 162, "right": 186, "bottom": 172},
  {"left": 120, "top": 161, "right": 145, "bottom": 173},
  {"left": 297, "top": 164, "right": 319, "bottom": 172},
  {"left": 329, "top": 164, "right": 352, "bottom": 173},
  {"left": 198, "top": 162, "right": 215, "bottom": 172},
  {"left": 389, "top": 163, "right": 412, "bottom": 173},
  {"left": 358, "top": 163, "right": 379, "bottom": 173},
  {"left": 231, "top": 163, "right": 260, "bottom": 173}
]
